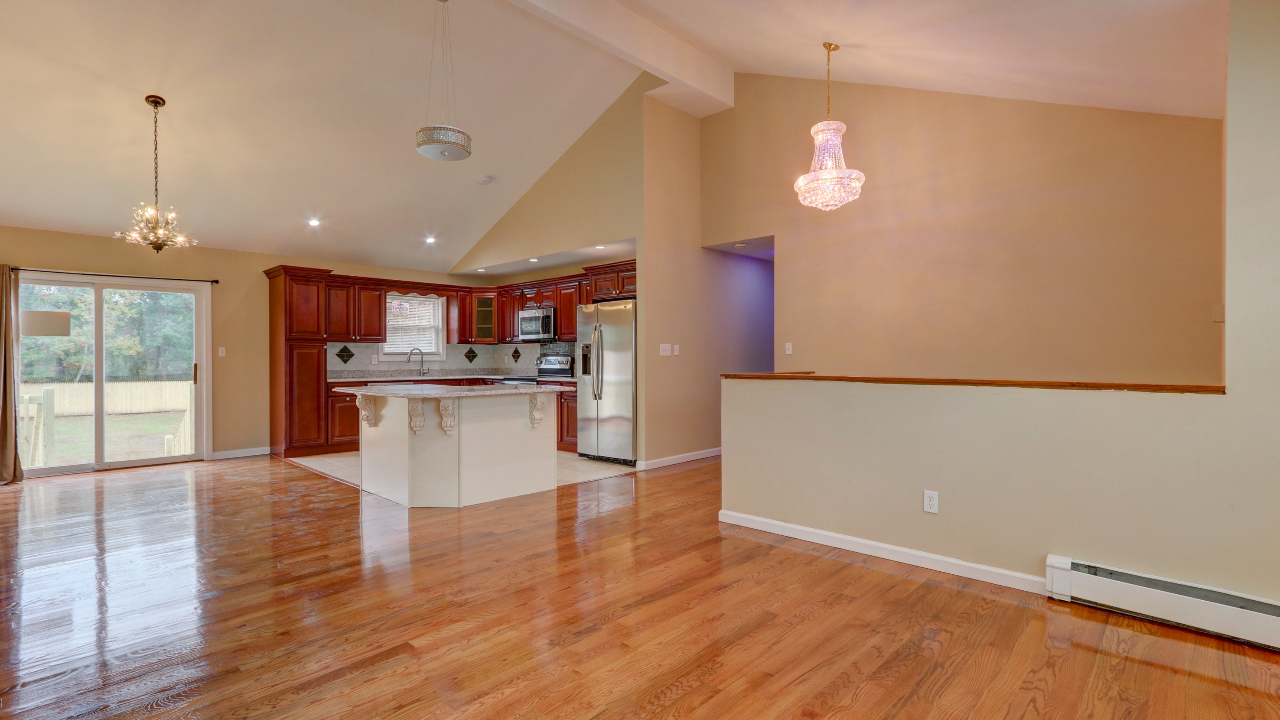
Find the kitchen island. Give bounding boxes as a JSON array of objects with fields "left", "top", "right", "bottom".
[{"left": 337, "top": 383, "right": 569, "bottom": 507}]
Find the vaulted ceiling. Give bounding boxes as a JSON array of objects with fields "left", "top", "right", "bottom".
[
  {"left": 0, "top": 0, "right": 640, "bottom": 272},
  {"left": 615, "top": 0, "right": 1228, "bottom": 119},
  {"left": 0, "top": 1, "right": 1228, "bottom": 274}
]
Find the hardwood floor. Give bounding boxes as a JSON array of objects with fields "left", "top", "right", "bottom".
[{"left": 1, "top": 457, "right": 1277, "bottom": 719}]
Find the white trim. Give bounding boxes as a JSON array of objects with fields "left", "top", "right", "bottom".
[
  {"left": 718, "top": 510, "right": 1047, "bottom": 595},
  {"left": 636, "top": 447, "right": 721, "bottom": 471},
  {"left": 209, "top": 447, "right": 270, "bottom": 460}
]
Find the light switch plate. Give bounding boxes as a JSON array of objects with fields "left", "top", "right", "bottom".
[
  {"left": 217, "top": 347, "right": 226, "bottom": 357},
  {"left": 785, "top": 343, "right": 793, "bottom": 355},
  {"left": 660, "top": 344, "right": 672, "bottom": 356},
  {"left": 674, "top": 344, "right": 680, "bottom": 356}
]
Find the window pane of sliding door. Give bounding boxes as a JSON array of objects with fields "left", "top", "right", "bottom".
[
  {"left": 17, "top": 284, "right": 96, "bottom": 469},
  {"left": 103, "top": 289, "right": 196, "bottom": 462}
]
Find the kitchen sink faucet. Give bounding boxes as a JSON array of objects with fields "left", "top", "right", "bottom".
[{"left": 406, "top": 348, "right": 428, "bottom": 376}]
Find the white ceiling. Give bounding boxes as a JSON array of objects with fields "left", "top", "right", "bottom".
[
  {"left": 1, "top": 1, "right": 1229, "bottom": 276},
  {"left": 460, "top": 238, "right": 636, "bottom": 278},
  {"left": 616, "top": 0, "right": 1229, "bottom": 119},
  {"left": 0, "top": 0, "right": 640, "bottom": 272}
]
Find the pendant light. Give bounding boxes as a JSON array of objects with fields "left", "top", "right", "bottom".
[
  {"left": 416, "top": 0, "right": 472, "bottom": 160},
  {"left": 795, "top": 43, "right": 864, "bottom": 211},
  {"left": 115, "top": 95, "right": 196, "bottom": 252}
]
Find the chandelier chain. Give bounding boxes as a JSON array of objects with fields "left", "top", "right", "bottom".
[
  {"left": 826, "top": 45, "right": 831, "bottom": 121},
  {"left": 153, "top": 103, "right": 160, "bottom": 211}
]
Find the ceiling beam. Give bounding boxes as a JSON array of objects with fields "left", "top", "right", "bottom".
[{"left": 505, "top": 0, "right": 733, "bottom": 117}]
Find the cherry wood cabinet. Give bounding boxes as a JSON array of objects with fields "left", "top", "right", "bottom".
[
  {"left": 327, "top": 395, "right": 361, "bottom": 444},
  {"left": 556, "top": 281, "right": 582, "bottom": 341},
  {"left": 287, "top": 343, "right": 328, "bottom": 447},
  {"left": 325, "top": 283, "right": 354, "bottom": 341},
  {"left": 354, "top": 285, "right": 386, "bottom": 341},
  {"left": 285, "top": 275, "right": 327, "bottom": 340},
  {"left": 584, "top": 260, "right": 637, "bottom": 302},
  {"left": 469, "top": 292, "right": 498, "bottom": 344},
  {"left": 558, "top": 390, "right": 578, "bottom": 452}
]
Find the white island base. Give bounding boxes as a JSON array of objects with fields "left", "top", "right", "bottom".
[{"left": 340, "top": 384, "right": 566, "bottom": 508}]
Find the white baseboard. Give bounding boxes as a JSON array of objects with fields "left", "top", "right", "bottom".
[
  {"left": 719, "top": 510, "right": 1046, "bottom": 595},
  {"left": 209, "top": 447, "right": 271, "bottom": 460},
  {"left": 637, "top": 447, "right": 721, "bottom": 471}
]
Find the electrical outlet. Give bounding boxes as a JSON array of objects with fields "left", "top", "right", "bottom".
[
  {"left": 673, "top": 344, "right": 680, "bottom": 356},
  {"left": 785, "top": 343, "right": 793, "bottom": 355},
  {"left": 371, "top": 356, "right": 378, "bottom": 365},
  {"left": 217, "top": 347, "right": 226, "bottom": 357},
  {"left": 924, "top": 491, "right": 939, "bottom": 514},
  {"left": 660, "top": 344, "right": 672, "bottom": 356}
]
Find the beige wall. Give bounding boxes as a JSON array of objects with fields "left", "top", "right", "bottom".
[
  {"left": 639, "top": 98, "right": 774, "bottom": 462},
  {"left": 450, "top": 73, "right": 661, "bottom": 273},
  {"left": 722, "top": 0, "right": 1280, "bottom": 601},
  {"left": 1, "top": 225, "right": 475, "bottom": 455},
  {"left": 702, "top": 74, "right": 1225, "bottom": 386}
]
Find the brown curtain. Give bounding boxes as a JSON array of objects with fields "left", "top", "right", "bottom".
[{"left": 0, "top": 266, "right": 22, "bottom": 485}]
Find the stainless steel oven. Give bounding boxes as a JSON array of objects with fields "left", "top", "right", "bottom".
[{"left": 518, "top": 307, "right": 556, "bottom": 341}]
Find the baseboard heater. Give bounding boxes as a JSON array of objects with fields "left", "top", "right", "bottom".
[{"left": 1046, "top": 555, "right": 1280, "bottom": 650}]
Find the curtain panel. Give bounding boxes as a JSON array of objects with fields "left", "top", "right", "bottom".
[{"left": 1, "top": 266, "right": 22, "bottom": 485}]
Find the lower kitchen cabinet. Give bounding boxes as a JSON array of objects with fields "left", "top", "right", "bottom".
[
  {"left": 328, "top": 395, "right": 361, "bottom": 444},
  {"left": 557, "top": 390, "right": 577, "bottom": 452},
  {"left": 288, "top": 343, "right": 329, "bottom": 447}
]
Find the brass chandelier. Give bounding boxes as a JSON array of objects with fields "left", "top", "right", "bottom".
[{"left": 115, "top": 95, "right": 195, "bottom": 252}]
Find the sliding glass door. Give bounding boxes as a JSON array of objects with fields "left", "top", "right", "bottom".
[{"left": 17, "top": 272, "right": 210, "bottom": 475}]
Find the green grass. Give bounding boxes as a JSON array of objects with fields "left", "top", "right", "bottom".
[{"left": 18, "top": 411, "right": 190, "bottom": 468}]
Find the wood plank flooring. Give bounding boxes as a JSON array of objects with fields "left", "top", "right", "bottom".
[{"left": 0, "top": 456, "right": 1277, "bottom": 719}]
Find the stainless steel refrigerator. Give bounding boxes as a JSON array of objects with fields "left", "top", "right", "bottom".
[{"left": 577, "top": 299, "right": 637, "bottom": 465}]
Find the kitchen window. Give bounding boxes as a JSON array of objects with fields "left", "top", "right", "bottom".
[{"left": 380, "top": 293, "right": 445, "bottom": 360}]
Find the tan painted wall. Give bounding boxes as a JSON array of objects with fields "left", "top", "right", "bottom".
[
  {"left": 450, "top": 73, "right": 661, "bottom": 273},
  {"left": 722, "top": 0, "right": 1280, "bottom": 601},
  {"left": 0, "top": 224, "right": 475, "bottom": 455},
  {"left": 702, "top": 74, "right": 1225, "bottom": 386},
  {"left": 639, "top": 98, "right": 774, "bottom": 462}
]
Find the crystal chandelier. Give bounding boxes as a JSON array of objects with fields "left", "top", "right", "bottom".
[
  {"left": 115, "top": 95, "right": 195, "bottom": 252},
  {"left": 416, "top": 0, "right": 472, "bottom": 160},
  {"left": 795, "top": 43, "right": 864, "bottom": 211}
]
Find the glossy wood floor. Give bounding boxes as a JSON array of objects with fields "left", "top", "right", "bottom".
[{"left": 1, "top": 458, "right": 1277, "bottom": 719}]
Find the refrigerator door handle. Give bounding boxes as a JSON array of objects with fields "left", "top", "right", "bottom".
[{"left": 593, "top": 323, "right": 604, "bottom": 400}]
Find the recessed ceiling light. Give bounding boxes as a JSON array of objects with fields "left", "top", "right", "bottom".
[
  {"left": 529, "top": 258, "right": 538, "bottom": 262},
  {"left": 595, "top": 246, "right": 605, "bottom": 249},
  {"left": 734, "top": 242, "right": 747, "bottom": 248},
  {"left": 477, "top": 268, "right": 486, "bottom": 272},
  {"left": 425, "top": 236, "right": 436, "bottom": 243},
  {"left": 309, "top": 219, "right": 320, "bottom": 226}
]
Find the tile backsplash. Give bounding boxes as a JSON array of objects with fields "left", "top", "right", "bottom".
[{"left": 327, "top": 342, "right": 541, "bottom": 375}]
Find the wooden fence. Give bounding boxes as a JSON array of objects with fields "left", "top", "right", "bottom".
[{"left": 18, "top": 381, "right": 194, "bottom": 416}]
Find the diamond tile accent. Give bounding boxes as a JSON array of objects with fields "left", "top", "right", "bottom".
[
  {"left": 511, "top": 348, "right": 522, "bottom": 362},
  {"left": 336, "top": 346, "right": 355, "bottom": 364},
  {"left": 464, "top": 347, "right": 478, "bottom": 363}
]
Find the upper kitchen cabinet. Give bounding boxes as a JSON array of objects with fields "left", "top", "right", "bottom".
[
  {"left": 325, "top": 282, "right": 355, "bottom": 341},
  {"left": 354, "top": 285, "right": 387, "bottom": 341},
  {"left": 265, "top": 266, "right": 331, "bottom": 341},
  {"left": 556, "top": 280, "right": 583, "bottom": 341},
  {"left": 469, "top": 292, "right": 498, "bottom": 344},
  {"left": 584, "top": 260, "right": 637, "bottom": 302}
]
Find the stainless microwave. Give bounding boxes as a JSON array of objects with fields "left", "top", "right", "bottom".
[{"left": 518, "top": 307, "right": 556, "bottom": 341}]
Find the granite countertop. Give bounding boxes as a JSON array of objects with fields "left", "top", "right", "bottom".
[
  {"left": 335, "top": 383, "right": 570, "bottom": 399},
  {"left": 327, "top": 373, "right": 535, "bottom": 383}
]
